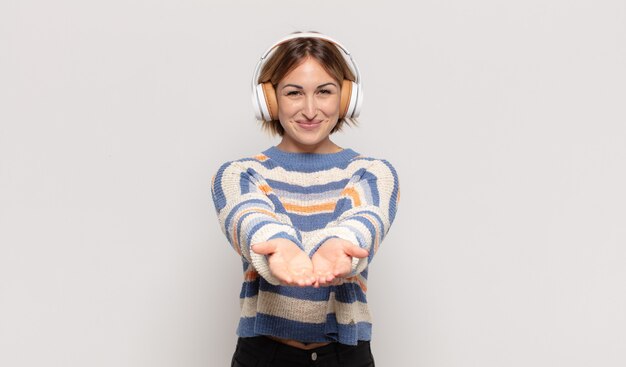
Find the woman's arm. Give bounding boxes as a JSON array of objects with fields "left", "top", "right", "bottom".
[
  {"left": 211, "top": 160, "right": 305, "bottom": 285},
  {"left": 308, "top": 159, "right": 401, "bottom": 279}
]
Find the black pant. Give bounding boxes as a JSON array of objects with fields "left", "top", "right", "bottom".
[{"left": 231, "top": 336, "right": 375, "bottom": 367}]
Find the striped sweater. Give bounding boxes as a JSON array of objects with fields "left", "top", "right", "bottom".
[{"left": 210, "top": 145, "right": 400, "bottom": 346}]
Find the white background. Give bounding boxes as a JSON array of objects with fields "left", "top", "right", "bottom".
[{"left": 1, "top": 1, "right": 625, "bottom": 366}]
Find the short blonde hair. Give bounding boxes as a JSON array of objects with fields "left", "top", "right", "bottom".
[{"left": 257, "top": 32, "right": 358, "bottom": 137}]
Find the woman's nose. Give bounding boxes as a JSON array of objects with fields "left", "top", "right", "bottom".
[{"left": 302, "top": 95, "right": 317, "bottom": 119}]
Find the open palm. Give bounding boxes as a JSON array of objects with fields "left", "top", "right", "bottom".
[
  {"left": 251, "top": 238, "right": 315, "bottom": 287},
  {"left": 311, "top": 238, "right": 369, "bottom": 287}
]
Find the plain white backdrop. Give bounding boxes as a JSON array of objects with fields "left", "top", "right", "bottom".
[{"left": 1, "top": 0, "right": 625, "bottom": 366}]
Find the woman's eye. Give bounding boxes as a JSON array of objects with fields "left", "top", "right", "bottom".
[
  {"left": 286, "top": 91, "right": 301, "bottom": 96},
  {"left": 319, "top": 89, "right": 331, "bottom": 94}
]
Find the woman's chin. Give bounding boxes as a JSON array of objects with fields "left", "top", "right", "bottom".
[{"left": 288, "top": 133, "right": 322, "bottom": 144}]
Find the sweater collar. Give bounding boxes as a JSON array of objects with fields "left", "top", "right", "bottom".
[{"left": 261, "top": 145, "right": 359, "bottom": 170}]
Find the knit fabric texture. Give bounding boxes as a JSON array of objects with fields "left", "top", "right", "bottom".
[{"left": 210, "top": 145, "right": 401, "bottom": 346}]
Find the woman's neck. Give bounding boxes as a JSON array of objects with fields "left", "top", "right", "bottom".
[{"left": 276, "top": 138, "right": 342, "bottom": 154}]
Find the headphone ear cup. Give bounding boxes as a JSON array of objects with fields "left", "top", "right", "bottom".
[
  {"left": 253, "top": 82, "right": 278, "bottom": 121},
  {"left": 253, "top": 83, "right": 268, "bottom": 121},
  {"left": 339, "top": 79, "right": 352, "bottom": 119},
  {"left": 340, "top": 80, "right": 361, "bottom": 119},
  {"left": 349, "top": 80, "right": 362, "bottom": 119},
  {"left": 261, "top": 82, "right": 278, "bottom": 121}
]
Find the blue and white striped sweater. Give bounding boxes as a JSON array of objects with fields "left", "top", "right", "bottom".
[{"left": 210, "top": 145, "right": 400, "bottom": 345}]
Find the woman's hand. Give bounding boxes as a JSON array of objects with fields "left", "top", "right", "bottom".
[
  {"left": 311, "top": 238, "right": 369, "bottom": 288},
  {"left": 251, "top": 238, "right": 316, "bottom": 287}
]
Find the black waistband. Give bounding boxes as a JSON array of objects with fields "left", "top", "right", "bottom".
[{"left": 235, "top": 335, "right": 371, "bottom": 365}]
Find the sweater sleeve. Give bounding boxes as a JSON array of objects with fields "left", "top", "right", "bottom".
[
  {"left": 307, "top": 159, "right": 400, "bottom": 277},
  {"left": 210, "top": 160, "right": 303, "bottom": 285}
]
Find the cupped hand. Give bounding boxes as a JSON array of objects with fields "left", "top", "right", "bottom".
[
  {"left": 251, "top": 238, "right": 316, "bottom": 287},
  {"left": 311, "top": 238, "right": 369, "bottom": 288}
]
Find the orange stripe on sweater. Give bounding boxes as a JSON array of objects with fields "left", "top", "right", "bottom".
[
  {"left": 345, "top": 275, "right": 368, "bottom": 293},
  {"left": 252, "top": 154, "right": 269, "bottom": 161},
  {"left": 340, "top": 187, "right": 361, "bottom": 206},
  {"left": 356, "top": 277, "right": 368, "bottom": 293},
  {"left": 244, "top": 269, "right": 259, "bottom": 281},
  {"left": 258, "top": 184, "right": 272, "bottom": 195},
  {"left": 283, "top": 202, "right": 336, "bottom": 214}
]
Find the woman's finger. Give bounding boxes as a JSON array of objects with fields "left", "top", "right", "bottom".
[
  {"left": 344, "top": 245, "right": 369, "bottom": 259},
  {"left": 251, "top": 242, "right": 276, "bottom": 255},
  {"left": 292, "top": 269, "right": 314, "bottom": 287}
]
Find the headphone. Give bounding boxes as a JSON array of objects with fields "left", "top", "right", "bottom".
[{"left": 251, "top": 32, "right": 363, "bottom": 122}]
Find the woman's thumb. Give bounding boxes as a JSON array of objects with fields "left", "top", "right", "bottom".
[
  {"left": 345, "top": 245, "right": 369, "bottom": 258},
  {"left": 251, "top": 241, "right": 275, "bottom": 255}
]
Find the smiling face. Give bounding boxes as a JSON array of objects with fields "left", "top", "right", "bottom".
[{"left": 275, "top": 57, "right": 342, "bottom": 153}]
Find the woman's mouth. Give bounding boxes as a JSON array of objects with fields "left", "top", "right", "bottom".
[{"left": 297, "top": 121, "right": 321, "bottom": 130}]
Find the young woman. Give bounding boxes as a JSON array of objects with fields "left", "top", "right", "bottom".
[{"left": 211, "top": 31, "right": 400, "bottom": 367}]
